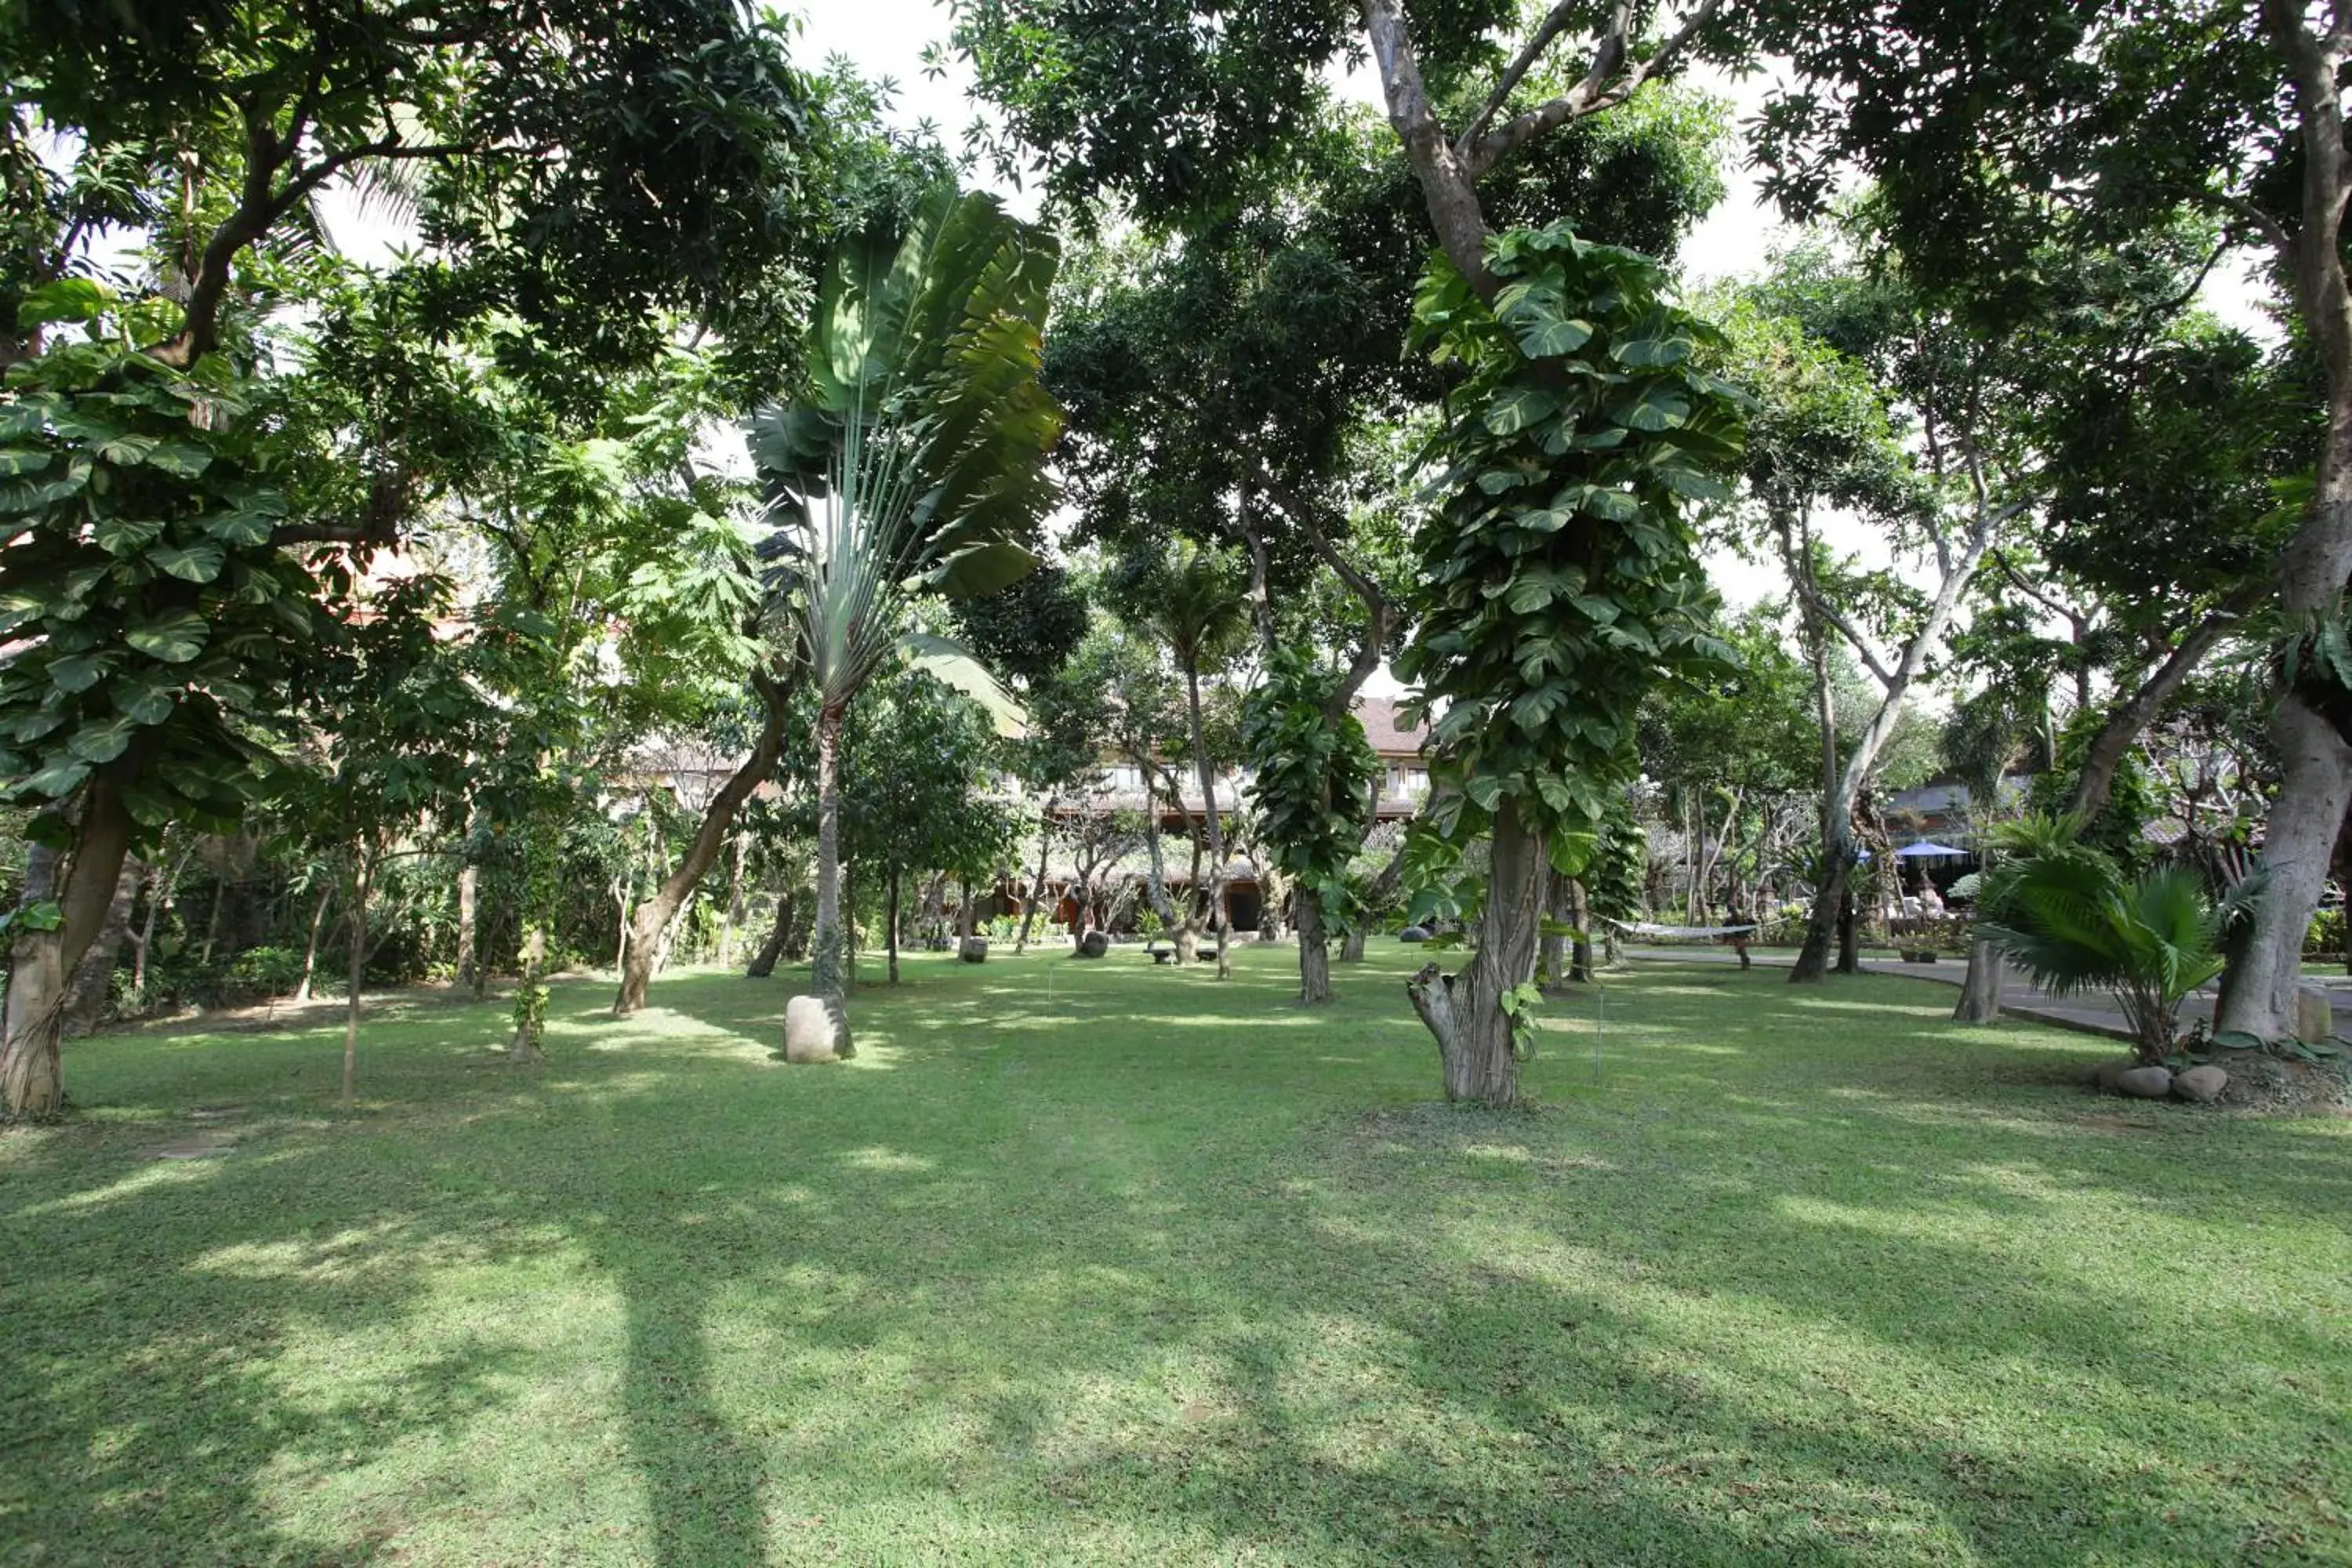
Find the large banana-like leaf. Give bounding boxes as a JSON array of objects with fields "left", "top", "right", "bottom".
[
  {"left": 748, "top": 187, "right": 1061, "bottom": 727},
  {"left": 900, "top": 630, "right": 1028, "bottom": 738}
]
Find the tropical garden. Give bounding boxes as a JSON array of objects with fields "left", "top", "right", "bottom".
[{"left": 2, "top": 2, "right": 2348, "bottom": 1563}]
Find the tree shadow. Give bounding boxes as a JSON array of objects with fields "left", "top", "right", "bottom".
[{"left": 6, "top": 951, "right": 2345, "bottom": 1563}]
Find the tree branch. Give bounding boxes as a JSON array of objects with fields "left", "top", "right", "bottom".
[
  {"left": 1454, "top": 1, "right": 1611, "bottom": 162},
  {"left": 1463, "top": 0, "right": 1726, "bottom": 175},
  {"left": 2067, "top": 583, "right": 2263, "bottom": 821}
]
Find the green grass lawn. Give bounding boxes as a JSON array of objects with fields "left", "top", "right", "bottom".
[{"left": 5, "top": 944, "right": 2347, "bottom": 1566}]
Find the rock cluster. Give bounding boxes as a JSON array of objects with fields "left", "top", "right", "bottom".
[{"left": 2089, "top": 1058, "right": 2228, "bottom": 1104}]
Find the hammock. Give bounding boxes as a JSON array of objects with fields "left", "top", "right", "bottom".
[{"left": 1606, "top": 918, "right": 1759, "bottom": 940}]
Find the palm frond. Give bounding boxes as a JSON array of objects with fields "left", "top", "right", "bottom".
[{"left": 746, "top": 187, "right": 1062, "bottom": 720}]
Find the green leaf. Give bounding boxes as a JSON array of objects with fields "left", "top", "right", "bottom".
[
  {"left": 125, "top": 610, "right": 209, "bottom": 663},
  {"left": 198, "top": 508, "right": 278, "bottom": 546},
  {"left": 16, "top": 756, "right": 91, "bottom": 800},
  {"left": 151, "top": 543, "right": 226, "bottom": 583},
  {"left": 116, "top": 671, "right": 179, "bottom": 726},
  {"left": 93, "top": 511, "right": 167, "bottom": 553},
  {"left": 49, "top": 652, "right": 113, "bottom": 693},
  {"left": 0, "top": 448, "right": 51, "bottom": 477},
  {"left": 1514, "top": 316, "right": 1593, "bottom": 358},
  {"left": 17, "top": 278, "right": 110, "bottom": 328},
  {"left": 141, "top": 439, "right": 214, "bottom": 479},
  {"left": 0, "top": 396, "right": 60, "bottom": 440},
  {"left": 67, "top": 713, "right": 136, "bottom": 764},
  {"left": 1582, "top": 489, "right": 1640, "bottom": 523},
  {"left": 898, "top": 630, "right": 1027, "bottom": 737},
  {"left": 1613, "top": 336, "right": 1692, "bottom": 368},
  {"left": 924, "top": 539, "right": 1038, "bottom": 599},
  {"left": 1657, "top": 466, "right": 1731, "bottom": 503},
  {"left": 1484, "top": 387, "right": 1560, "bottom": 435}
]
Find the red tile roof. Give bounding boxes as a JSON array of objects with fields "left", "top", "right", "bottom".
[{"left": 1354, "top": 695, "right": 1426, "bottom": 757}]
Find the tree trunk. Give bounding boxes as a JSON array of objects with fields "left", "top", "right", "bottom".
[
  {"left": 1791, "top": 843, "right": 1853, "bottom": 984},
  {"left": 748, "top": 891, "right": 791, "bottom": 978},
  {"left": 1296, "top": 884, "right": 1332, "bottom": 1004},
  {"left": 1257, "top": 861, "right": 1286, "bottom": 942},
  {"left": 512, "top": 913, "right": 547, "bottom": 1061},
  {"left": 2221, "top": 6, "right": 2352, "bottom": 1037},
  {"left": 811, "top": 702, "right": 848, "bottom": 1004},
  {"left": 887, "top": 866, "right": 902, "bottom": 985},
  {"left": 1953, "top": 938, "right": 2003, "bottom": 1023},
  {"left": 1405, "top": 801, "right": 1543, "bottom": 1105},
  {"left": 1537, "top": 868, "right": 1566, "bottom": 988},
  {"left": 198, "top": 869, "right": 229, "bottom": 969},
  {"left": 455, "top": 860, "right": 480, "bottom": 996},
  {"left": 1138, "top": 768, "right": 1191, "bottom": 959},
  {"left": 340, "top": 844, "right": 376, "bottom": 1108},
  {"left": 720, "top": 832, "right": 749, "bottom": 971},
  {"left": 293, "top": 879, "right": 334, "bottom": 1004},
  {"left": 1344, "top": 826, "right": 1411, "bottom": 963},
  {"left": 62, "top": 856, "right": 140, "bottom": 1039},
  {"left": 614, "top": 676, "right": 790, "bottom": 1017},
  {"left": 2, "top": 763, "right": 141, "bottom": 1120},
  {"left": 2219, "top": 695, "right": 2352, "bottom": 1036},
  {"left": 1184, "top": 665, "right": 1232, "bottom": 981},
  {"left": 1569, "top": 878, "right": 1592, "bottom": 983},
  {"left": 1836, "top": 884, "right": 1860, "bottom": 975},
  {"left": 1016, "top": 805, "right": 1053, "bottom": 953},
  {"left": 2073, "top": 595, "right": 2256, "bottom": 822},
  {"left": 129, "top": 837, "right": 188, "bottom": 1012}
]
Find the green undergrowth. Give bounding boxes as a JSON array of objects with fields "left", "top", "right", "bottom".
[{"left": 3, "top": 946, "right": 2347, "bottom": 1566}]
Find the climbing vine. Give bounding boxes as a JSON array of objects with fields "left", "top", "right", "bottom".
[
  {"left": 1239, "top": 647, "right": 1379, "bottom": 911},
  {"left": 1396, "top": 223, "right": 1747, "bottom": 856}
]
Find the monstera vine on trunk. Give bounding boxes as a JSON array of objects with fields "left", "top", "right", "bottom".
[
  {"left": 0, "top": 338, "right": 337, "bottom": 1119},
  {"left": 1393, "top": 223, "right": 1747, "bottom": 1106},
  {"left": 748, "top": 187, "right": 1059, "bottom": 1056},
  {"left": 1241, "top": 646, "right": 1378, "bottom": 1004}
]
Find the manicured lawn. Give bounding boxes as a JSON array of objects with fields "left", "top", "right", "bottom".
[{"left": 4, "top": 944, "right": 2347, "bottom": 1566}]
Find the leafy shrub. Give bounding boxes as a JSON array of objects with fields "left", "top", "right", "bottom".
[
  {"left": 220, "top": 946, "right": 305, "bottom": 1005},
  {"left": 2306, "top": 906, "right": 2344, "bottom": 960},
  {"left": 1976, "top": 816, "right": 2255, "bottom": 1063}
]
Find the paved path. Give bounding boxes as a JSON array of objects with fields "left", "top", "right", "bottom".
[{"left": 1618, "top": 944, "right": 2352, "bottom": 1044}]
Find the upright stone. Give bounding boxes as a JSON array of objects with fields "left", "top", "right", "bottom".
[
  {"left": 783, "top": 994, "right": 850, "bottom": 1063},
  {"left": 2293, "top": 983, "right": 2333, "bottom": 1044}
]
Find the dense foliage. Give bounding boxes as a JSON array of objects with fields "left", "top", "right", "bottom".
[{"left": 1399, "top": 223, "right": 1744, "bottom": 853}]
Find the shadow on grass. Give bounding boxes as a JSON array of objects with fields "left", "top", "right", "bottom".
[{"left": 2, "top": 949, "right": 2344, "bottom": 1563}]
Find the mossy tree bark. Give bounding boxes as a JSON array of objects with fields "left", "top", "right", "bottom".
[{"left": 1405, "top": 803, "right": 1543, "bottom": 1106}]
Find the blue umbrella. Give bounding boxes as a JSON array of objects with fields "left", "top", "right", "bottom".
[{"left": 1895, "top": 840, "right": 1968, "bottom": 858}]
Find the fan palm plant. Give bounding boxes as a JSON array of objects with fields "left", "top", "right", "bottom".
[
  {"left": 1975, "top": 815, "right": 2249, "bottom": 1063},
  {"left": 749, "top": 189, "right": 1060, "bottom": 1028}
]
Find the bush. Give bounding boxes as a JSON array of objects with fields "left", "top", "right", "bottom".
[
  {"left": 220, "top": 946, "right": 306, "bottom": 1006},
  {"left": 2307, "top": 906, "right": 2344, "bottom": 960}
]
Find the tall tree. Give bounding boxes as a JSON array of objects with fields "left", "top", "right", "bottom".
[
  {"left": 1116, "top": 542, "right": 1251, "bottom": 978},
  {"left": 953, "top": 0, "right": 1747, "bottom": 1102},
  {"left": 1746, "top": 0, "right": 2351, "bottom": 1040},
  {"left": 749, "top": 187, "right": 1057, "bottom": 1054},
  {"left": 0, "top": 0, "right": 816, "bottom": 1117}
]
